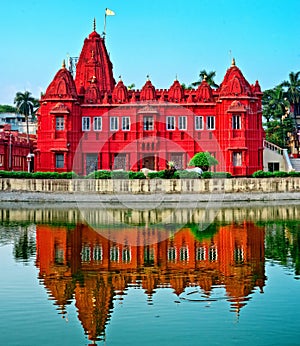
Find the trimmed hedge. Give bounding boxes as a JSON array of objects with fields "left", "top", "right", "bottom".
[
  {"left": 128, "top": 171, "right": 146, "bottom": 179},
  {"left": 147, "top": 170, "right": 231, "bottom": 179},
  {"left": 0, "top": 170, "right": 78, "bottom": 179},
  {"left": 86, "top": 170, "right": 146, "bottom": 179},
  {"left": 0, "top": 169, "right": 298, "bottom": 180},
  {"left": 173, "top": 170, "right": 200, "bottom": 179},
  {"left": 287, "top": 171, "right": 300, "bottom": 177},
  {"left": 148, "top": 171, "right": 169, "bottom": 179},
  {"left": 251, "top": 170, "right": 297, "bottom": 178},
  {"left": 201, "top": 172, "right": 232, "bottom": 179}
]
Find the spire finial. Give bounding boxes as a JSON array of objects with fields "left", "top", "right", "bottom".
[
  {"left": 93, "top": 18, "right": 96, "bottom": 31},
  {"left": 203, "top": 74, "right": 207, "bottom": 81},
  {"left": 147, "top": 74, "right": 150, "bottom": 81},
  {"left": 62, "top": 59, "right": 66, "bottom": 69},
  {"left": 231, "top": 57, "right": 236, "bottom": 66}
]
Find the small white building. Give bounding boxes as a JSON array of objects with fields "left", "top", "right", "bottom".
[{"left": 0, "top": 113, "right": 37, "bottom": 134}]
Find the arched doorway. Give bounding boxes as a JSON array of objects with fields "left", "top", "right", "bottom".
[{"left": 142, "top": 155, "right": 155, "bottom": 170}]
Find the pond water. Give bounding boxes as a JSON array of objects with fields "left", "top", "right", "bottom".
[{"left": 0, "top": 202, "right": 300, "bottom": 346}]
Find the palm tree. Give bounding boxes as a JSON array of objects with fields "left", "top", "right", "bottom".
[
  {"left": 191, "top": 70, "right": 219, "bottom": 88},
  {"left": 263, "top": 86, "right": 293, "bottom": 148},
  {"left": 14, "top": 91, "right": 39, "bottom": 149},
  {"left": 281, "top": 71, "right": 300, "bottom": 115},
  {"left": 263, "top": 86, "right": 289, "bottom": 122}
]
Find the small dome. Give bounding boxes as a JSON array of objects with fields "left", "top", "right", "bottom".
[
  {"left": 112, "top": 80, "right": 128, "bottom": 103},
  {"left": 140, "top": 79, "right": 156, "bottom": 101},
  {"left": 195, "top": 80, "right": 214, "bottom": 102},
  {"left": 168, "top": 80, "right": 184, "bottom": 102}
]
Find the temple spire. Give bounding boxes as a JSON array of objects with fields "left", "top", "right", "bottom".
[
  {"left": 62, "top": 59, "right": 66, "bottom": 69},
  {"left": 74, "top": 24, "right": 116, "bottom": 94},
  {"left": 231, "top": 58, "right": 236, "bottom": 67},
  {"left": 93, "top": 18, "right": 96, "bottom": 32}
]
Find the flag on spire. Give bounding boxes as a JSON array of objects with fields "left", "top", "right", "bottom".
[{"left": 105, "top": 8, "right": 115, "bottom": 16}]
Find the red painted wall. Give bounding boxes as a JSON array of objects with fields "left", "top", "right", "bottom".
[{"left": 0, "top": 125, "right": 36, "bottom": 171}]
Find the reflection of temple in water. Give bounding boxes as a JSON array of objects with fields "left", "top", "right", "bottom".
[{"left": 36, "top": 221, "right": 265, "bottom": 343}]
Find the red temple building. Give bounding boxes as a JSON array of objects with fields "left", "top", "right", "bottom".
[{"left": 36, "top": 22, "right": 264, "bottom": 176}]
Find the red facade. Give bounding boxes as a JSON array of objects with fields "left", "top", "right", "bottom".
[
  {"left": 36, "top": 26, "right": 264, "bottom": 176},
  {"left": 0, "top": 124, "right": 35, "bottom": 171}
]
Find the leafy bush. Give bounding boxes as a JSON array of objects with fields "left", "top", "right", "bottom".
[
  {"left": 213, "top": 172, "right": 232, "bottom": 178},
  {"left": 288, "top": 171, "right": 300, "bottom": 177},
  {"left": 129, "top": 171, "right": 146, "bottom": 179},
  {"left": 147, "top": 172, "right": 160, "bottom": 179},
  {"left": 189, "top": 152, "right": 219, "bottom": 171},
  {"left": 32, "top": 172, "right": 59, "bottom": 179},
  {"left": 0, "top": 170, "right": 12, "bottom": 178},
  {"left": 0, "top": 170, "right": 32, "bottom": 178},
  {"left": 201, "top": 172, "right": 212, "bottom": 179},
  {"left": 273, "top": 171, "right": 289, "bottom": 177},
  {"left": 0, "top": 170, "right": 79, "bottom": 179},
  {"left": 252, "top": 170, "right": 274, "bottom": 178},
  {"left": 87, "top": 170, "right": 111, "bottom": 179},
  {"left": 148, "top": 170, "right": 170, "bottom": 179},
  {"left": 111, "top": 171, "right": 130, "bottom": 179},
  {"left": 201, "top": 171, "right": 232, "bottom": 179},
  {"left": 173, "top": 170, "right": 200, "bottom": 179},
  {"left": 86, "top": 170, "right": 147, "bottom": 179},
  {"left": 252, "top": 170, "right": 292, "bottom": 178}
]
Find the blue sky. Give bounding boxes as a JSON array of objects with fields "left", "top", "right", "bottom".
[{"left": 0, "top": 0, "right": 300, "bottom": 105}]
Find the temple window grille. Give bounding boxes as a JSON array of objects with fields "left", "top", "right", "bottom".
[
  {"left": 93, "top": 117, "right": 102, "bottom": 131},
  {"left": 179, "top": 116, "right": 187, "bottom": 130},
  {"left": 166, "top": 116, "right": 175, "bottom": 130},
  {"left": 56, "top": 116, "right": 64, "bottom": 130},
  {"left": 82, "top": 117, "right": 91, "bottom": 131},
  {"left": 207, "top": 116, "right": 215, "bottom": 130},
  {"left": 195, "top": 116, "right": 203, "bottom": 130}
]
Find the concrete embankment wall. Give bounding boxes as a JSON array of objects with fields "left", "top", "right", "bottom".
[{"left": 1, "top": 177, "right": 300, "bottom": 194}]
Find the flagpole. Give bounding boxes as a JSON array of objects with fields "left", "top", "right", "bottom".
[
  {"left": 103, "top": 13, "right": 107, "bottom": 37},
  {"left": 103, "top": 8, "right": 115, "bottom": 37}
]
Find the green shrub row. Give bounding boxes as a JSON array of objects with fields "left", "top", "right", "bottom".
[
  {"left": 252, "top": 170, "right": 300, "bottom": 178},
  {"left": 3, "top": 169, "right": 297, "bottom": 180},
  {"left": 86, "top": 170, "right": 146, "bottom": 179},
  {"left": 201, "top": 172, "right": 232, "bottom": 179},
  {"left": 147, "top": 170, "right": 232, "bottom": 179},
  {"left": 0, "top": 170, "right": 78, "bottom": 179}
]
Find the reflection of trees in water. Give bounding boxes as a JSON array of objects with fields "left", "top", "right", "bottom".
[
  {"left": 13, "top": 225, "right": 36, "bottom": 262},
  {"left": 0, "top": 223, "right": 36, "bottom": 263},
  {"left": 264, "top": 221, "right": 300, "bottom": 275}
]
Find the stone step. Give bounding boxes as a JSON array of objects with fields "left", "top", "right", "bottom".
[{"left": 290, "top": 159, "right": 300, "bottom": 171}]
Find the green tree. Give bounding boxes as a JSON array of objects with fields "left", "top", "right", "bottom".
[
  {"left": 181, "top": 83, "right": 192, "bottom": 90},
  {"left": 264, "top": 117, "right": 293, "bottom": 148},
  {"left": 191, "top": 70, "right": 219, "bottom": 88},
  {"left": 14, "top": 91, "right": 39, "bottom": 148},
  {"left": 262, "top": 85, "right": 289, "bottom": 123},
  {"left": 0, "top": 104, "right": 17, "bottom": 113},
  {"left": 127, "top": 83, "right": 135, "bottom": 90},
  {"left": 281, "top": 71, "right": 300, "bottom": 115},
  {"left": 188, "top": 152, "right": 218, "bottom": 171},
  {"left": 262, "top": 84, "right": 295, "bottom": 148}
]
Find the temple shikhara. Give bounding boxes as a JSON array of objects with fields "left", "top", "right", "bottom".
[{"left": 36, "top": 21, "right": 264, "bottom": 176}]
